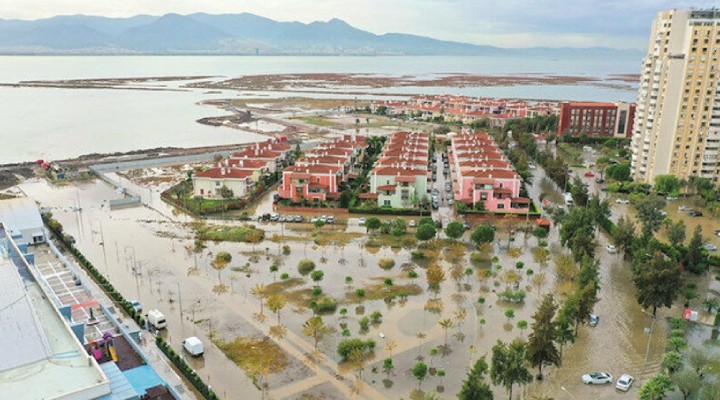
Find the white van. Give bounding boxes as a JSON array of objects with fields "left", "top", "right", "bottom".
[
  {"left": 183, "top": 336, "right": 204, "bottom": 357},
  {"left": 147, "top": 309, "right": 167, "bottom": 330},
  {"left": 563, "top": 193, "right": 574, "bottom": 206}
]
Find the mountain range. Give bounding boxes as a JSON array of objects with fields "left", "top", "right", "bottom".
[{"left": 0, "top": 13, "right": 643, "bottom": 57}]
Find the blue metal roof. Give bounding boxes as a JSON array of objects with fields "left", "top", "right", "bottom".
[
  {"left": 98, "top": 362, "right": 140, "bottom": 400},
  {"left": 123, "top": 364, "right": 165, "bottom": 396}
]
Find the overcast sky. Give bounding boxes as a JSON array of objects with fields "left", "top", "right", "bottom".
[{"left": 0, "top": 0, "right": 706, "bottom": 49}]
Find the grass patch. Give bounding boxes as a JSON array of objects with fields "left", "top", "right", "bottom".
[
  {"left": 345, "top": 278, "right": 422, "bottom": 302},
  {"left": 443, "top": 242, "right": 467, "bottom": 264},
  {"left": 367, "top": 234, "right": 417, "bottom": 249},
  {"left": 213, "top": 336, "right": 288, "bottom": 380},
  {"left": 295, "top": 116, "right": 341, "bottom": 127},
  {"left": 195, "top": 224, "right": 264, "bottom": 243},
  {"left": 314, "top": 231, "right": 364, "bottom": 246},
  {"left": 266, "top": 278, "right": 305, "bottom": 296}
]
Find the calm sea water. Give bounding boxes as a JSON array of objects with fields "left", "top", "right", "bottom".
[{"left": 0, "top": 56, "right": 640, "bottom": 164}]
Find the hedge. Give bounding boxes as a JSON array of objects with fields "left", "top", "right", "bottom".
[
  {"left": 156, "top": 337, "right": 219, "bottom": 399},
  {"left": 348, "top": 206, "right": 429, "bottom": 216}
]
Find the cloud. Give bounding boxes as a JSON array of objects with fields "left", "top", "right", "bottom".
[{"left": 0, "top": 0, "right": 701, "bottom": 49}]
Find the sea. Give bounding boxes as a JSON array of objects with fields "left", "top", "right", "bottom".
[{"left": 0, "top": 55, "right": 641, "bottom": 164}]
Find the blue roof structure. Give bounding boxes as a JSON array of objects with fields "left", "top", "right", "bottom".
[
  {"left": 99, "top": 362, "right": 140, "bottom": 400},
  {"left": 123, "top": 365, "right": 166, "bottom": 396}
]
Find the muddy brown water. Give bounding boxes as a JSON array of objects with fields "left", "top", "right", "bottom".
[{"left": 18, "top": 173, "right": 673, "bottom": 400}]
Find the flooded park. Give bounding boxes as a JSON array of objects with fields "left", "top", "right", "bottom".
[{"left": 7, "top": 152, "right": 685, "bottom": 400}]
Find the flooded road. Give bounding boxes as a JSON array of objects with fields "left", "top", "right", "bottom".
[{"left": 16, "top": 161, "right": 674, "bottom": 399}]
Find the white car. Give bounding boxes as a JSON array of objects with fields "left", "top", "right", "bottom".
[
  {"left": 358, "top": 218, "right": 366, "bottom": 226},
  {"left": 704, "top": 243, "right": 718, "bottom": 252},
  {"left": 616, "top": 374, "right": 634, "bottom": 391},
  {"left": 582, "top": 372, "right": 613, "bottom": 385},
  {"left": 615, "top": 199, "right": 630, "bottom": 204},
  {"left": 678, "top": 205, "right": 693, "bottom": 211},
  {"left": 409, "top": 220, "right": 417, "bottom": 228},
  {"left": 606, "top": 244, "right": 617, "bottom": 254}
]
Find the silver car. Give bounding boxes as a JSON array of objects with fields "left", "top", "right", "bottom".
[
  {"left": 582, "top": 372, "right": 612, "bottom": 385},
  {"left": 615, "top": 374, "right": 634, "bottom": 391}
]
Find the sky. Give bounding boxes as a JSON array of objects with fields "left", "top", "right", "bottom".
[{"left": 0, "top": 0, "right": 708, "bottom": 49}]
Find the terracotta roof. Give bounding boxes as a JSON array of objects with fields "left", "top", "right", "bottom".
[
  {"left": 309, "top": 183, "right": 328, "bottom": 189},
  {"left": 463, "top": 170, "right": 519, "bottom": 179},
  {"left": 494, "top": 188, "right": 513, "bottom": 194},
  {"left": 359, "top": 192, "right": 379, "bottom": 199},
  {"left": 194, "top": 168, "right": 254, "bottom": 180},
  {"left": 226, "top": 159, "right": 268, "bottom": 169},
  {"left": 326, "top": 192, "right": 341, "bottom": 199},
  {"left": 395, "top": 176, "right": 418, "bottom": 183},
  {"left": 231, "top": 149, "right": 283, "bottom": 159},
  {"left": 285, "top": 172, "right": 311, "bottom": 179},
  {"left": 285, "top": 164, "right": 343, "bottom": 174},
  {"left": 372, "top": 167, "right": 428, "bottom": 176},
  {"left": 377, "top": 185, "right": 397, "bottom": 191},
  {"left": 511, "top": 197, "right": 531, "bottom": 204},
  {"left": 473, "top": 178, "right": 495, "bottom": 185}
]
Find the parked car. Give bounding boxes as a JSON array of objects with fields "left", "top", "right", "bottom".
[
  {"left": 432, "top": 201, "right": 439, "bottom": 210},
  {"left": 589, "top": 314, "right": 599, "bottom": 326},
  {"left": 294, "top": 215, "right": 303, "bottom": 223},
  {"left": 606, "top": 244, "right": 617, "bottom": 254},
  {"left": 269, "top": 213, "right": 279, "bottom": 221},
  {"left": 183, "top": 337, "right": 204, "bottom": 357},
  {"left": 666, "top": 196, "right": 678, "bottom": 201},
  {"left": 528, "top": 163, "right": 536, "bottom": 169},
  {"left": 582, "top": 372, "right": 613, "bottom": 385},
  {"left": 595, "top": 178, "right": 605, "bottom": 184},
  {"left": 310, "top": 217, "right": 320, "bottom": 223},
  {"left": 689, "top": 211, "right": 703, "bottom": 217},
  {"left": 325, "top": 216, "right": 335, "bottom": 224},
  {"left": 462, "top": 222, "right": 471, "bottom": 231},
  {"left": 358, "top": 218, "right": 366, "bottom": 226},
  {"left": 409, "top": 220, "right": 417, "bottom": 228},
  {"left": 615, "top": 198, "right": 630, "bottom": 204},
  {"left": 278, "top": 215, "right": 286, "bottom": 223},
  {"left": 615, "top": 374, "right": 635, "bottom": 392},
  {"left": 584, "top": 171, "right": 595, "bottom": 177},
  {"left": 715, "top": 229, "right": 720, "bottom": 237},
  {"left": 704, "top": 243, "right": 718, "bottom": 252},
  {"left": 448, "top": 199, "right": 454, "bottom": 206},
  {"left": 432, "top": 188, "right": 439, "bottom": 195},
  {"left": 678, "top": 205, "right": 693, "bottom": 211}
]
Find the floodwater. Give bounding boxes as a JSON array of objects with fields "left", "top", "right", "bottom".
[{"left": 15, "top": 156, "right": 675, "bottom": 400}]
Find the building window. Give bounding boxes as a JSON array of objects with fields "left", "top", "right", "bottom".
[
  {"left": 383, "top": 200, "right": 391, "bottom": 206},
  {"left": 216, "top": 181, "right": 221, "bottom": 186},
  {"left": 497, "top": 204, "right": 505, "bottom": 209}
]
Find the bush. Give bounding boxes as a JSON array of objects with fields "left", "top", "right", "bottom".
[
  {"left": 311, "top": 296, "right": 337, "bottom": 314},
  {"left": 378, "top": 258, "right": 396, "bottom": 270},
  {"left": 415, "top": 224, "right": 437, "bottom": 241},
  {"left": 411, "top": 251, "right": 427, "bottom": 260},
  {"left": 471, "top": 225, "right": 495, "bottom": 245},
  {"left": 498, "top": 289, "right": 526, "bottom": 303},
  {"left": 337, "top": 338, "right": 376, "bottom": 361},
  {"left": 298, "top": 259, "right": 316, "bottom": 275}
]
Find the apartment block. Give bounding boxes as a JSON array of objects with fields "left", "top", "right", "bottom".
[
  {"left": 278, "top": 135, "right": 367, "bottom": 202},
  {"left": 558, "top": 101, "right": 636, "bottom": 138},
  {"left": 631, "top": 9, "right": 720, "bottom": 184},
  {"left": 369, "top": 132, "right": 429, "bottom": 208},
  {"left": 449, "top": 132, "right": 529, "bottom": 212}
]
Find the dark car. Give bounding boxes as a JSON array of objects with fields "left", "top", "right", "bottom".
[
  {"left": 595, "top": 178, "right": 604, "bottom": 184},
  {"left": 689, "top": 211, "right": 703, "bottom": 217}
]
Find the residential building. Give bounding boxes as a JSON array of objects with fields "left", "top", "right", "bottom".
[
  {"left": 449, "top": 132, "right": 530, "bottom": 212},
  {"left": 230, "top": 140, "right": 293, "bottom": 173},
  {"left": 557, "top": 101, "right": 636, "bottom": 137},
  {"left": 631, "top": 9, "right": 720, "bottom": 184},
  {"left": 277, "top": 135, "right": 367, "bottom": 202},
  {"left": 368, "top": 132, "right": 429, "bottom": 208},
  {"left": 192, "top": 167, "right": 255, "bottom": 199},
  {"left": 0, "top": 198, "right": 45, "bottom": 245}
]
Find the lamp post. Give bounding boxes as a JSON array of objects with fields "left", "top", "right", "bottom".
[
  {"left": 561, "top": 386, "right": 577, "bottom": 399},
  {"left": 641, "top": 309, "right": 657, "bottom": 373}
]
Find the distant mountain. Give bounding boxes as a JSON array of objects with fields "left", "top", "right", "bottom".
[{"left": 0, "top": 13, "right": 644, "bottom": 58}]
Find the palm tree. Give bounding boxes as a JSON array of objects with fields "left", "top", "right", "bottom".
[
  {"left": 251, "top": 283, "right": 267, "bottom": 315},
  {"left": 438, "top": 318, "right": 453, "bottom": 346},
  {"left": 454, "top": 308, "right": 467, "bottom": 331},
  {"left": 211, "top": 251, "right": 231, "bottom": 284},
  {"left": 302, "top": 316, "right": 330, "bottom": 351},
  {"left": 267, "top": 294, "right": 286, "bottom": 324}
]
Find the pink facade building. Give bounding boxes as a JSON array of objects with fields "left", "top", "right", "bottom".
[
  {"left": 449, "top": 132, "right": 530, "bottom": 212},
  {"left": 278, "top": 135, "right": 367, "bottom": 202}
]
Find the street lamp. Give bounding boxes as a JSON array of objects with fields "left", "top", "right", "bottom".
[
  {"left": 560, "top": 386, "right": 577, "bottom": 399},
  {"left": 641, "top": 309, "right": 657, "bottom": 373}
]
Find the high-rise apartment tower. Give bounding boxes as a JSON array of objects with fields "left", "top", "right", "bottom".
[{"left": 631, "top": 9, "right": 720, "bottom": 185}]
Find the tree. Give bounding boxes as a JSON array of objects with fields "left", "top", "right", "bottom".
[
  {"left": 615, "top": 215, "right": 637, "bottom": 255},
  {"left": 310, "top": 270, "right": 325, "bottom": 287},
  {"left": 303, "top": 316, "right": 331, "bottom": 351},
  {"left": 444, "top": 221, "right": 465, "bottom": 240},
  {"left": 211, "top": 251, "right": 232, "bottom": 283},
  {"left": 251, "top": 283, "right": 267, "bottom": 315},
  {"left": 654, "top": 174, "right": 680, "bottom": 195},
  {"left": 527, "top": 294, "right": 560, "bottom": 379},
  {"left": 382, "top": 358, "right": 394, "bottom": 378},
  {"left": 686, "top": 225, "right": 704, "bottom": 274},
  {"left": 666, "top": 220, "right": 687, "bottom": 247},
  {"left": 634, "top": 251, "right": 682, "bottom": 316},
  {"left": 269, "top": 263, "right": 279, "bottom": 281},
  {"left": 458, "top": 357, "right": 494, "bottom": 400},
  {"left": 437, "top": 368, "right": 446, "bottom": 385},
  {"left": 687, "top": 347, "right": 711, "bottom": 375},
  {"left": 490, "top": 339, "right": 532, "bottom": 400},
  {"left": 555, "top": 305, "right": 576, "bottom": 354},
  {"left": 638, "top": 374, "right": 673, "bottom": 400},
  {"left": 339, "top": 190, "right": 353, "bottom": 208},
  {"left": 517, "top": 320, "right": 528, "bottom": 335},
  {"left": 390, "top": 218, "right": 406, "bottom": 236},
  {"left": 415, "top": 224, "right": 437, "bottom": 241},
  {"left": 504, "top": 308, "right": 515, "bottom": 322},
  {"left": 438, "top": 318, "right": 453, "bottom": 346},
  {"left": 570, "top": 175, "right": 589, "bottom": 207},
  {"left": 365, "top": 217, "right": 381, "bottom": 233},
  {"left": 266, "top": 294, "right": 286, "bottom": 324},
  {"left": 355, "top": 288, "right": 366, "bottom": 305},
  {"left": 412, "top": 361, "right": 429, "bottom": 389},
  {"left": 426, "top": 265, "right": 446, "bottom": 295},
  {"left": 662, "top": 351, "right": 683, "bottom": 375},
  {"left": 634, "top": 196, "right": 667, "bottom": 238},
  {"left": 337, "top": 338, "right": 375, "bottom": 361},
  {"left": 606, "top": 163, "right": 631, "bottom": 181},
  {"left": 471, "top": 225, "right": 495, "bottom": 245}
]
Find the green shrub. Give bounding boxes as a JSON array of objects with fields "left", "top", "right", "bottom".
[
  {"left": 337, "top": 338, "right": 376, "bottom": 361},
  {"left": 498, "top": 289, "right": 526, "bottom": 303},
  {"left": 378, "top": 258, "right": 396, "bottom": 270},
  {"left": 298, "top": 259, "right": 316, "bottom": 275},
  {"left": 311, "top": 296, "right": 337, "bottom": 314}
]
